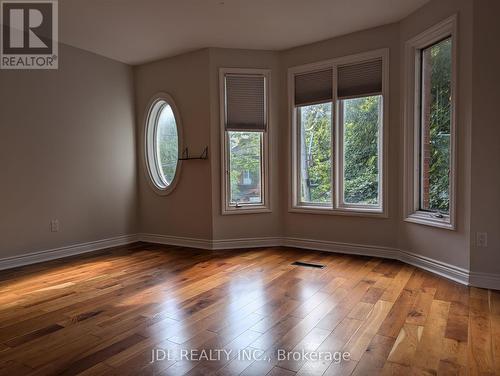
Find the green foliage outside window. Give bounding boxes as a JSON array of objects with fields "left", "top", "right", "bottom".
[
  {"left": 299, "top": 98, "right": 381, "bottom": 206},
  {"left": 228, "top": 131, "right": 262, "bottom": 204},
  {"left": 424, "top": 38, "right": 452, "bottom": 213},
  {"left": 299, "top": 103, "right": 332, "bottom": 203},
  {"left": 343, "top": 96, "right": 380, "bottom": 205}
]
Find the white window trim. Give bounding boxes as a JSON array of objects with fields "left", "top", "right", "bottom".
[
  {"left": 403, "top": 15, "right": 457, "bottom": 230},
  {"left": 143, "top": 92, "right": 183, "bottom": 196},
  {"left": 219, "top": 68, "right": 271, "bottom": 215},
  {"left": 288, "top": 49, "right": 389, "bottom": 218}
]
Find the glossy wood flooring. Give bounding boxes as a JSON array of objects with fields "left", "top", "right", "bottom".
[{"left": 0, "top": 243, "right": 499, "bottom": 375}]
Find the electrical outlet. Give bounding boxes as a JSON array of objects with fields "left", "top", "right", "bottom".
[
  {"left": 476, "top": 232, "right": 488, "bottom": 248},
  {"left": 50, "top": 219, "right": 59, "bottom": 232}
]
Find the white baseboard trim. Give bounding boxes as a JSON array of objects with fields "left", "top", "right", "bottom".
[
  {"left": 212, "top": 236, "right": 282, "bottom": 250},
  {"left": 140, "top": 233, "right": 212, "bottom": 249},
  {"left": 283, "top": 237, "right": 399, "bottom": 259},
  {"left": 469, "top": 272, "right": 500, "bottom": 291},
  {"left": 399, "top": 250, "right": 469, "bottom": 285},
  {"left": 140, "top": 233, "right": 282, "bottom": 250},
  {"left": 283, "top": 238, "right": 469, "bottom": 285},
  {"left": 1, "top": 232, "right": 498, "bottom": 290},
  {"left": 0, "top": 234, "right": 140, "bottom": 271},
  {"left": 140, "top": 233, "right": 494, "bottom": 289}
]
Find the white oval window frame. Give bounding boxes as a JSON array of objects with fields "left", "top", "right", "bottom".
[{"left": 144, "top": 93, "right": 183, "bottom": 196}]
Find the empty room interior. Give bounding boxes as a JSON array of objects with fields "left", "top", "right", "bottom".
[{"left": 1, "top": 0, "right": 500, "bottom": 374}]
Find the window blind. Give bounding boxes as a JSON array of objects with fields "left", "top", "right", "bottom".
[
  {"left": 225, "top": 74, "right": 266, "bottom": 131},
  {"left": 337, "top": 59, "right": 383, "bottom": 99},
  {"left": 294, "top": 68, "right": 333, "bottom": 107}
]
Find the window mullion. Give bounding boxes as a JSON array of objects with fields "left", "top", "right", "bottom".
[
  {"left": 332, "top": 65, "right": 338, "bottom": 210},
  {"left": 261, "top": 131, "right": 266, "bottom": 207},
  {"left": 414, "top": 51, "right": 421, "bottom": 213},
  {"left": 225, "top": 131, "right": 231, "bottom": 209},
  {"left": 296, "top": 107, "right": 301, "bottom": 206},
  {"left": 336, "top": 100, "right": 343, "bottom": 209},
  {"left": 378, "top": 96, "right": 384, "bottom": 209}
]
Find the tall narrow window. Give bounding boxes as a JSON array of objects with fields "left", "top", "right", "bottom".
[
  {"left": 404, "top": 16, "right": 456, "bottom": 229},
  {"left": 290, "top": 52, "right": 386, "bottom": 215},
  {"left": 420, "top": 38, "right": 452, "bottom": 215},
  {"left": 220, "top": 69, "right": 270, "bottom": 213}
]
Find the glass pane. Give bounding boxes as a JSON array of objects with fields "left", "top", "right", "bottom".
[
  {"left": 420, "top": 38, "right": 452, "bottom": 214},
  {"left": 342, "top": 95, "right": 381, "bottom": 206},
  {"left": 228, "top": 131, "right": 263, "bottom": 205},
  {"left": 156, "top": 104, "right": 179, "bottom": 186},
  {"left": 298, "top": 103, "right": 332, "bottom": 204}
]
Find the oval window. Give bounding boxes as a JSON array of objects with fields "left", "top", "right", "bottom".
[{"left": 145, "top": 95, "right": 181, "bottom": 193}]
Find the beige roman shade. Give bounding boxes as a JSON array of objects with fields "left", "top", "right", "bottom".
[
  {"left": 225, "top": 74, "right": 266, "bottom": 131},
  {"left": 337, "top": 59, "right": 383, "bottom": 99},
  {"left": 294, "top": 68, "right": 333, "bottom": 107}
]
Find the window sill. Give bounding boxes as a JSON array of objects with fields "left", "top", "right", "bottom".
[
  {"left": 289, "top": 205, "right": 387, "bottom": 218},
  {"left": 222, "top": 206, "right": 271, "bottom": 215},
  {"left": 404, "top": 211, "right": 455, "bottom": 230}
]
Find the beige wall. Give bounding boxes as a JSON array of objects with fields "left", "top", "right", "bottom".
[
  {"left": 134, "top": 49, "right": 213, "bottom": 239},
  {"left": 0, "top": 44, "right": 137, "bottom": 259},
  {"left": 470, "top": 0, "right": 500, "bottom": 274}
]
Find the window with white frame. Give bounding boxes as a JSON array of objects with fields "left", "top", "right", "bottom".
[
  {"left": 290, "top": 50, "right": 387, "bottom": 215},
  {"left": 404, "top": 16, "right": 456, "bottom": 229},
  {"left": 220, "top": 69, "right": 270, "bottom": 214}
]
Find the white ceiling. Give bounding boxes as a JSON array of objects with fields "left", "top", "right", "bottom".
[{"left": 59, "top": 0, "right": 429, "bottom": 65}]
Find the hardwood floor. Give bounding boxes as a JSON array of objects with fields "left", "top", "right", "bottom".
[{"left": 0, "top": 243, "right": 499, "bottom": 375}]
